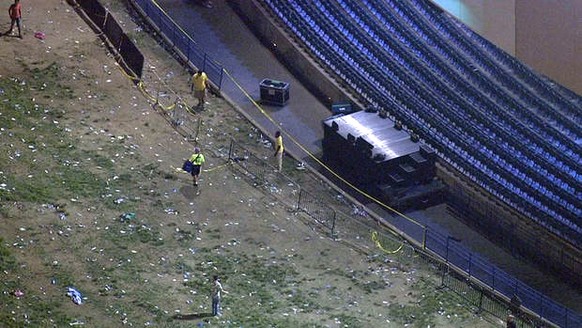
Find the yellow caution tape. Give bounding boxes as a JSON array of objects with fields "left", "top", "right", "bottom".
[{"left": 372, "top": 231, "right": 403, "bottom": 254}]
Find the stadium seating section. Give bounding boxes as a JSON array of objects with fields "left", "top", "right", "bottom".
[{"left": 261, "top": 0, "right": 582, "bottom": 246}]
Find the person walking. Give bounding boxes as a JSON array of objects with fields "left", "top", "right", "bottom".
[
  {"left": 189, "top": 147, "right": 205, "bottom": 186},
  {"left": 273, "top": 130, "right": 284, "bottom": 172},
  {"left": 191, "top": 69, "right": 209, "bottom": 108},
  {"left": 7, "top": 0, "right": 22, "bottom": 38},
  {"left": 211, "top": 275, "right": 227, "bottom": 316}
]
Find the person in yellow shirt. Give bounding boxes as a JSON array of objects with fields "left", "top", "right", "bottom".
[
  {"left": 189, "top": 147, "right": 205, "bottom": 186},
  {"left": 191, "top": 69, "right": 209, "bottom": 108},
  {"left": 273, "top": 130, "right": 284, "bottom": 172}
]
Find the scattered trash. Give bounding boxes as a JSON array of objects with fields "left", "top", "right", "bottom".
[
  {"left": 34, "top": 32, "right": 46, "bottom": 40},
  {"left": 13, "top": 289, "right": 24, "bottom": 297},
  {"left": 232, "top": 156, "right": 248, "bottom": 163},
  {"left": 164, "top": 208, "right": 178, "bottom": 215},
  {"left": 114, "top": 198, "right": 125, "bottom": 204},
  {"left": 351, "top": 205, "right": 368, "bottom": 217},
  {"left": 296, "top": 162, "right": 305, "bottom": 170},
  {"left": 120, "top": 212, "right": 136, "bottom": 221},
  {"left": 66, "top": 287, "right": 83, "bottom": 305},
  {"left": 69, "top": 320, "right": 85, "bottom": 326},
  {"left": 268, "top": 185, "right": 280, "bottom": 194}
]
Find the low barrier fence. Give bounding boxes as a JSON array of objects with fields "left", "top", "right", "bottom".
[
  {"left": 296, "top": 189, "right": 337, "bottom": 237},
  {"left": 425, "top": 228, "right": 580, "bottom": 327},
  {"left": 228, "top": 140, "right": 337, "bottom": 237},
  {"left": 76, "top": 0, "right": 144, "bottom": 79}
]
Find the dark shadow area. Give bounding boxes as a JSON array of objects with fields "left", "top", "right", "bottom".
[
  {"left": 179, "top": 185, "right": 199, "bottom": 199},
  {"left": 173, "top": 312, "right": 213, "bottom": 320},
  {"left": 0, "top": 32, "right": 22, "bottom": 38}
]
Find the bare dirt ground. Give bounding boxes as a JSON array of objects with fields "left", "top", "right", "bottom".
[{"left": 0, "top": 0, "right": 501, "bottom": 327}]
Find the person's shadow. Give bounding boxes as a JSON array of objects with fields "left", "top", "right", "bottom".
[
  {"left": 173, "top": 312, "right": 213, "bottom": 320},
  {"left": 179, "top": 185, "right": 200, "bottom": 199},
  {"left": 0, "top": 32, "right": 21, "bottom": 38}
]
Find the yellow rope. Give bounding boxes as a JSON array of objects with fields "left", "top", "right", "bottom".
[
  {"left": 114, "top": 62, "right": 188, "bottom": 112},
  {"left": 171, "top": 161, "right": 230, "bottom": 174},
  {"left": 371, "top": 231, "right": 403, "bottom": 254}
]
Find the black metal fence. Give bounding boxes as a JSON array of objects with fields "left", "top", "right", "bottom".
[
  {"left": 340, "top": 214, "right": 550, "bottom": 328},
  {"left": 228, "top": 140, "right": 337, "bottom": 237},
  {"left": 425, "top": 228, "right": 580, "bottom": 327},
  {"left": 76, "top": 0, "right": 144, "bottom": 79},
  {"left": 297, "top": 189, "right": 337, "bottom": 236}
]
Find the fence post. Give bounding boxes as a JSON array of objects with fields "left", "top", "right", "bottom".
[
  {"left": 441, "top": 264, "right": 448, "bottom": 287},
  {"left": 296, "top": 188, "right": 303, "bottom": 211},
  {"left": 259, "top": 158, "right": 266, "bottom": 184},
  {"left": 194, "top": 118, "right": 202, "bottom": 142},
  {"left": 330, "top": 211, "right": 337, "bottom": 240},
  {"left": 103, "top": 10, "right": 109, "bottom": 31},
  {"left": 187, "top": 41, "right": 192, "bottom": 65},
  {"left": 228, "top": 139, "right": 234, "bottom": 161},
  {"left": 477, "top": 290, "right": 484, "bottom": 313},
  {"left": 218, "top": 68, "right": 224, "bottom": 91}
]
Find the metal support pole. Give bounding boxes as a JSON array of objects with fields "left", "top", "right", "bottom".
[
  {"left": 228, "top": 139, "right": 234, "bottom": 162},
  {"left": 296, "top": 189, "right": 303, "bottom": 211}
]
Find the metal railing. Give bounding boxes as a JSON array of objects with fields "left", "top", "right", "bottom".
[
  {"left": 228, "top": 140, "right": 337, "bottom": 237},
  {"left": 132, "top": 0, "right": 224, "bottom": 88}
]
